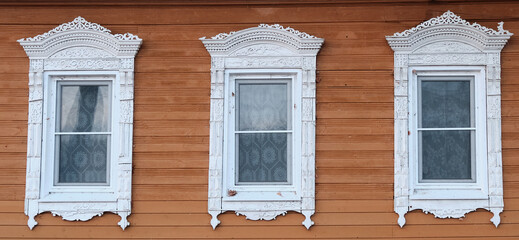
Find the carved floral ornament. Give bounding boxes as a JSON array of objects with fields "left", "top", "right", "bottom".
[
  {"left": 201, "top": 25, "right": 323, "bottom": 230},
  {"left": 18, "top": 16, "right": 142, "bottom": 60},
  {"left": 200, "top": 24, "right": 323, "bottom": 56},
  {"left": 19, "top": 17, "right": 141, "bottom": 230},
  {"left": 18, "top": 16, "right": 141, "bottom": 42},
  {"left": 387, "top": 10, "right": 513, "bottom": 52},
  {"left": 386, "top": 11, "right": 512, "bottom": 228}
]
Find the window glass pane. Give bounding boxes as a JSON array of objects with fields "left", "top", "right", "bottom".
[
  {"left": 60, "top": 85, "right": 110, "bottom": 132},
  {"left": 57, "top": 134, "right": 109, "bottom": 184},
  {"left": 237, "top": 83, "right": 289, "bottom": 131},
  {"left": 237, "top": 133, "right": 290, "bottom": 183},
  {"left": 421, "top": 80, "right": 471, "bottom": 128},
  {"left": 421, "top": 130, "right": 472, "bottom": 180}
]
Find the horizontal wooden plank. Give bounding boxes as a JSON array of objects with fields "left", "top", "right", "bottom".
[
  {"left": 0, "top": 136, "right": 26, "bottom": 153},
  {"left": 0, "top": 3, "right": 519, "bottom": 25},
  {"left": 4, "top": 223, "right": 519, "bottom": 238},
  {"left": 134, "top": 120, "right": 208, "bottom": 137},
  {"left": 0, "top": 201, "right": 23, "bottom": 213},
  {"left": 0, "top": 121, "right": 27, "bottom": 137},
  {"left": 316, "top": 150, "right": 393, "bottom": 168},
  {"left": 0, "top": 0, "right": 435, "bottom": 6},
  {"left": 317, "top": 87, "right": 392, "bottom": 103},
  {"left": 0, "top": 169, "right": 25, "bottom": 184},
  {"left": 0, "top": 185, "right": 24, "bottom": 201},
  {"left": 317, "top": 102, "right": 393, "bottom": 119},
  {"left": 316, "top": 134, "right": 393, "bottom": 151},
  {"left": 133, "top": 151, "right": 208, "bottom": 169},
  {"left": 317, "top": 118, "right": 393, "bottom": 135},
  {"left": 502, "top": 132, "right": 519, "bottom": 149}
]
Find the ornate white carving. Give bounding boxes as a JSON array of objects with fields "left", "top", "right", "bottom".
[
  {"left": 387, "top": 11, "right": 512, "bottom": 52},
  {"left": 120, "top": 100, "right": 134, "bottom": 123},
  {"left": 45, "top": 59, "right": 120, "bottom": 70},
  {"left": 394, "top": 97, "right": 407, "bottom": 120},
  {"left": 386, "top": 11, "right": 512, "bottom": 227},
  {"left": 414, "top": 41, "right": 481, "bottom": 53},
  {"left": 201, "top": 25, "right": 323, "bottom": 56},
  {"left": 409, "top": 54, "right": 485, "bottom": 65},
  {"left": 202, "top": 25, "right": 323, "bottom": 229},
  {"left": 29, "top": 59, "right": 43, "bottom": 71},
  {"left": 231, "top": 44, "right": 294, "bottom": 56},
  {"left": 18, "top": 17, "right": 141, "bottom": 59},
  {"left": 18, "top": 16, "right": 141, "bottom": 42},
  {"left": 19, "top": 17, "right": 141, "bottom": 230},
  {"left": 120, "top": 58, "right": 134, "bottom": 70},
  {"left": 257, "top": 24, "right": 317, "bottom": 39},
  {"left": 50, "top": 47, "right": 114, "bottom": 58},
  {"left": 422, "top": 208, "right": 477, "bottom": 219},
  {"left": 204, "top": 23, "right": 317, "bottom": 40},
  {"left": 490, "top": 208, "right": 503, "bottom": 227},
  {"left": 114, "top": 33, "right": 141, "bottom": 41},
  {"left": 488, "top": 96, "right": 501, "bottom": 119},
  {"left": 226, "top": 57, "right": 303, "bottom": 68},
  {"left": 236, "top": 211, "right": 287, "bottom": 220},
  {"left": 394, "top": 54, "right": 408, "bottom": 67},
  {"left": 391, "top": 11, "right": 511, "bottom": 37},
  {"left": 28, "top": 101, "right": 42, "bottom": 124},
  {"left": 52, "top": 210, "right": 105, "bottom": 221}
]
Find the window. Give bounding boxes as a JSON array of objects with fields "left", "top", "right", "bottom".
[
  {"left": 232, "top": 75, "right": 294, "bottom": 186},
  {"left": 201, "top": 25, "right": 323, "bottom": 229},
  {"left": 409, "top": 67, "right": 488, "bottom": 200},
  {"left": 417, "top": 76, "right": 475, "bottom": 183},
  {"left": 54, "top": 80, "right": 112, "bottom": 186},
  {"left": 18, "top": 17, "right": 142, "bottom": 229},
  {"left": 224, "top": 71, "right": 301, "bottom": 202},
  {"left": 386, "top": 11, "right": 512, "bottom": 227}
]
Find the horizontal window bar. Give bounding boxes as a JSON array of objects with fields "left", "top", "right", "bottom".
[
  {"left": 55, "top": 132, "right": 111, "bottom": 135},
  {"left": 235, "top": 130, "right": 292, "bottom": 134},
  {"left": 417, "top": 128, "right": 475, "bottom": 131}
]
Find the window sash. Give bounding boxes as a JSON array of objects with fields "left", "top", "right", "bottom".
[
  {"left": 416, "top": 76, "right": 476, "bottom": 183},
  {"left": 234, "top": 79, "right": 293, "bottom": 185},
  {"left": 53, "top": 81, "right": 112, "bottom": 186}
]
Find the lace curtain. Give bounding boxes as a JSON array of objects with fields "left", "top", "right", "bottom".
[
  {"left": 236, "top": 83, "right": 290, "bottom": 183},
  {"left": 57, "top": 85, "right": 110, "bottom": 184}
]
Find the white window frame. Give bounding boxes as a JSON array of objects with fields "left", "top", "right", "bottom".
[
  {"left": 224, "top": 70, "right": 302, "bottom": 201},
  {"left": 18, "top": 17, "right": 142, "bottom": 230},
  {"left": 42, "top": 73, "right": 118, "bottom": 197},
  {"left": 200, "top": 24, "right": 323, "bottom": 229},
  {"left": 386, "top": 11, "right": 513, "bottom": 227},
  {"left": 409, "top": 67, "right": 487, "bottom": 200}
]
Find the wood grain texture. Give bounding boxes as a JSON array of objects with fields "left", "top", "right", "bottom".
[{"left": 1, "top": 1, "right": 519, "bottom": 239}]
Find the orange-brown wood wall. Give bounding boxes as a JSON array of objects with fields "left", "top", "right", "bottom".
[{"left": 1, "top": 0, "right": 519, "bottom": 238}]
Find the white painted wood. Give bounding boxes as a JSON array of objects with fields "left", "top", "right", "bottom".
[
  {"left": 200, "top": 24, "right": 323, "bottom": 229},
  {"left": 386, "top": 11, "right": 512, "bottom": 227},
  {"left": 18, "top": 16, "right": 142, "bottom": 230}
]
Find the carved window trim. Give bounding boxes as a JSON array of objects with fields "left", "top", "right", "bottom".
[
  {"left": 18, "top": 17, "right": 142, "bottom": 230},
  {"left": 386, "top": 11, "right": 513, "bottom": 227},
  {"left": 200, "top": 24, "right": 323, "bottom": 229}
]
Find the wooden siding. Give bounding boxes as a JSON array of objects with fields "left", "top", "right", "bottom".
[{"left": 1, "top": 1, "right": 519, "bottom": 238}]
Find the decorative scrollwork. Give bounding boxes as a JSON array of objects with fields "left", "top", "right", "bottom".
[
  {"left": 391, "top": 11, "right": 512, "bottom": 37},
  {"left": 205, "top": 23, "right": 317, "bottom": 40},
  {"left": 18, "top": 16, "right": 141, "bottom": 42}
]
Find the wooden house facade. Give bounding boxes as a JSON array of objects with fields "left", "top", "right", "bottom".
[{"left": 1, "top": 0, "right": 519, "bottom": 239}]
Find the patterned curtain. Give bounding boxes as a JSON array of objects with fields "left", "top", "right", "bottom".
[
  {"left": 58, "top": 85, "right": 109, "bottom": 184},
  {"left": 237, "top": 83, "right": 290, "bottom": 183}
]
